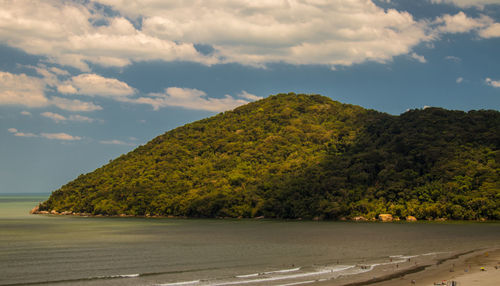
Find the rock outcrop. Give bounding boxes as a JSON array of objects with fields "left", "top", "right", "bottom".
[
  {"left": 378, "top": 214, "right": 393, "bottom": 222},
  {"left": 406, "top": 216, "right": 417, "bottom": 222},
  {"left": 29, "top": 206, "right": 39, "bottom": 214}
]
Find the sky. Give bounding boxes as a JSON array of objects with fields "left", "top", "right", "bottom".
[{"left": 1, "top": 0, "right": 499, "bottom": 194}]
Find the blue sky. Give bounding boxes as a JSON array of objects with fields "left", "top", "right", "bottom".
[{"left": 1, "top": 0, "right": 499, "bottom": 194}]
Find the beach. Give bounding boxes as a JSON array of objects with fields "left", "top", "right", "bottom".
[{"left": 357, "top": 248, "right": 500, "bottom": 286}]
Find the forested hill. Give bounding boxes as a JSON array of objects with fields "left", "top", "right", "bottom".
[{"left": 39, "top": 93, "right": 500, "bottom": 220}]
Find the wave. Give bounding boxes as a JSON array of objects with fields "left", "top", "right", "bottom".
[
  {"left": 156, "top": 280, "right": 201, "bottom": 286},
  {"left": 277, "top": 279, "right": 326, "bottom": 286},
  {"left": 153, "top": 251, "right": 441, "bottom": 286},
  {"left": 208, "top": 266, "right": 354, "bottom": 286},
  {"left": 24, "top": 250, "right": 446, "bottom": 286},
  {"left": 236, "top": 267, "right": 301, "bottom": 278},
  {"left": 97, "top": 273, "right": 140, "bottom": 279},
  {"left": 0, "top": 273, "right": 142, "bottom": 286}
]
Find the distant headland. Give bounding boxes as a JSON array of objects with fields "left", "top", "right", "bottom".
[{"left": 35, "top": 93, "right": 500, "bottom": 220}]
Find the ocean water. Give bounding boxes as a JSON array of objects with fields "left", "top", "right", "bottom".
[{"left": 1, "top": 194, "right": 499, "bottom": 286}]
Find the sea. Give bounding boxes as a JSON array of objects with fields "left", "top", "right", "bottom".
[{"left": 1, "top": 194, "right": 499, "bottom": 286}]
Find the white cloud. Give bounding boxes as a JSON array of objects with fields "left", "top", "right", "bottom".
[
  {"left": 3, "top": 1, "right": 499, "bottom": 70},
  {"left": 131, "top": 87, "right": 256, "bottom": 112},
  {"left": 29, "top": 65, "right": 61, "bottom": 87},
  {"left": 456, "top": 77, "right": 464, "bottom": 83},
  {"left": 435, "top": 12, "right": 491, "bottom": 33},
  {"left": 0, "top": 1, "right": 215, "bottom": 71},
  {"left": 485, "top": 78, "right": 500, "bottom": 88},
  {"left": 7, "top": 128, "right": 38, "bottom": 138},
  {"left": 434, "top": 12, "right": 500, "bottom": 39},
  {"left": 430, "top": 0, "right": 500, "bottom": 8},
  {"left": 40, "top": 132, "right": 82, "bottom": 141},
  {"left": 8, "top": 127, "right": 81, "bottom": 140},
  {"left": 0, "top": 70, "right": 103, "bottom": 112},
  {"left": 40, "top": 112, "right": 95, "bottom": 123},
  {"left": 0, "top": 71, "right": 49, "bottom": 108},
  {"left": 238, "top": 91, "right": 262, "bottom": 101},
  {"left": 410, "top": 52, "right": 427, "bottom": 63},
  {"left": 50, "top": 97, "right": 102, "bottom": 112},
  {"left": 41, "top": 112, "right": 66, "bottom": 123},
  {"left": 68, "top": 114, "right": 95, "bottom": 123},
  {"left": 99, "top": 139, "right": 133, "bottom": 146},
  {"left": 479, "top": 23, "right": 500, "bottom": 38},
  {"left": 27, "top": 65, "right": 134, "bottom": 98},
  {"left": 0, "top": 0, "right": 436, "bottom": 69},
  {"left": 8, "top": 127, "right": 82, "bottom": 141},
  {"left": 59, "top": 74, "right": 135, "bottom": 98},
  {"left": 20, "top": 111, "right": 32, "bottom": 116},
  {"left": 57, "top": 84, "right": 77, "bottom": 94},
  {"left": 49, "top": 67, "right": 70, "bottom": 76}
]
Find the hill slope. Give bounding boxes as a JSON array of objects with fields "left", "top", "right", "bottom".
[{"left": 39, "top": 93, "right": 500, "bottom": 220}]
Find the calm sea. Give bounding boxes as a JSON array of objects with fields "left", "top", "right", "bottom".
[{"left": 1, "top": 194, "right": 499, "bottom": 286}]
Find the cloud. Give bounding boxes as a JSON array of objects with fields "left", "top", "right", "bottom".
[
  {"left": 410, "top": 52, "right": 427, "bottom": 63},
  {"left": 0, "top": 1, "right": 215, "bottom": 71},
  {"left": 0, "top": 70, "right": 102, "bottom": 112},
  {"left": 430, "top": 0, "right": 500, "bottom": 8},
  {"left": 435, "top": 12, "right": 490, "bottom": 33},
  {"left": 456, "top": 77, "right": 464, "bottom": 83},
  {"left": 57, "top": 84, "right": 77, "bottom": 94},
  {"left": 0, "top": 0, "right": 437, "bottom": 69},
  {"left": 59, "top": 74, "right": 135, "bottom": 98},
  {"left": 20, "top": 111, "right": 32, "bottom": 116},
  {"left": 485, "top": 78, "right": 500, "bottom": 88},
  {"left": 41, "top": 112, "right": 96, "bottom": 123},
  {"left": 99, "top": 139, "right": 134, "bottom": 146},
  {"left": 434, "top": 12, "right": 500, "bottom": 39},
  {"left": 50, "top": 97, "right": 102, "bottom": 112},
  {"left": 28, "top": 65, "right": 135, "bottom": 98},
  {"left": 479, "top": 23, "right": 500, "bottom": 38},
  {"left": 1, "top": 0, "right": 498, "bottom": 76},
  {"left": 8, "top": 128, "right": 82, "bottom": 140},
  {"left": 68, "top": 114, "right": 96, "bottom": 123},
  {"left": 7, "top": 128, "right": 38, "bottom": 138},
  {"left": 48, "top": 67, "right": 70, "bottom": 76},
  {"left": 40, "top": 132, "right": 82, "bottom": 141},
  {"left": 0, "top": 71, "right": 49, "bottom": 107},
  {"left": 41, "top": 112, "right": 66, "bottom": 123},
  {"left": 238, "top": 91, "right": 262, "bottom": 101},
  {"left": 131, "top": 87, "right": 256, "bottom": 112},
  {"left": 445, "top": 56, "right": 461, "bottom": 62}
]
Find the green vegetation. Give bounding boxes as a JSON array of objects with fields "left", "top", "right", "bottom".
[{"left": 39, "top": 93, "right": 500, "bottom": 220}]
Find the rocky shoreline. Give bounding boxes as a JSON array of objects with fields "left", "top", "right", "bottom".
[
  {"left": 33, "top": 206, "right": 484, "bottom": 222},
  {"left": 29, "top": 206, "right": 180, "bottom": 218}
]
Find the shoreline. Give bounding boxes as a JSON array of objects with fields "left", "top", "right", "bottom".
[
  {"left": 330, "top": 248, "right": 500, "bottom": 286},
  {"left": 29, "top": 210, "right": 499, "bottom": 223}
]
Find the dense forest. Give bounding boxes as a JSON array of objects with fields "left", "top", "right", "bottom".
[{"left": 39, "top": 93, "right": 500, "bottom": 220}]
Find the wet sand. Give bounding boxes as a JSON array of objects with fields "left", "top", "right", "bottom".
[
  {"left": 356, "top": 248, "right": 500, "bottom": 286},
  {"left": 305, "top": 248, "right": 499, "bottom": 286}
]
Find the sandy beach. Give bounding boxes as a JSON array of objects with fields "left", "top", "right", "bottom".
[
  {"left": 356, "top": 248, "right": 500, "bottom": 286},
  {"left": 375, "top": 248, "right": 500, "bottom": 286},
  {"left": 305, "top": 248, "right": 500, "bottom": 286}
]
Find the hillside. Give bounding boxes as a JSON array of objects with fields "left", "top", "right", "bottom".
[{"left": 39, "top": 93, "right": 500, "bottom": 220}]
